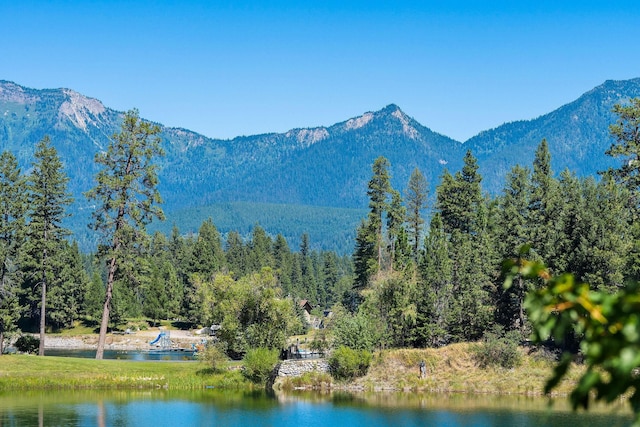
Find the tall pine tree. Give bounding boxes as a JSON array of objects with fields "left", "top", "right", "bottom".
[
  {"left": 405, "top": 167, "right": 428, "bottom": 260},
  {"left": 24, "top": 136, "right": 72, "bottom": 355},
  {"left": 0, "top": 152, "right": 26, "bottom": 354},
  {"left": 86, "top": 109, "right": 164, "bottom": 359}
]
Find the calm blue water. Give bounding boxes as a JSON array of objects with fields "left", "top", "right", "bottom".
[
  {"left": 0, "top": 390, "right": 632, "bottom": 427},
  {"left": 44, "top": 348, "right": 197, "bottom": 361}
]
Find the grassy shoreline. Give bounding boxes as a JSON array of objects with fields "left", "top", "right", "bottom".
[
  {"left": 279, "top": 344, "right": 585, "bottom": 396},
  {"left": 1, "top": 343, "right": 582, "bottom": 396}
]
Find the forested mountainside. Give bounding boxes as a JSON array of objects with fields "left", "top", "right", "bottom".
[
  {"left": 1, "top": 78, "right": 640, "bottom": 251},
  {"left": 467, "top": 78, "right": 640, "bottom": 192}
]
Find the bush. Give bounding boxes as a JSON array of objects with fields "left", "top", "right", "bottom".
[
  {"left": 330, "top": 311, "right": 381, "bottom": 351},
  {"left": 328, "top": 346, "right": 372, "bottom": 380},
  {"left": 242, "top": 347, "right": 279, "bottom": 384},
  {"left": 472, "top": 325, "right": 521, "bottom": 369},
  {"left": 15, "top": 335, "right": 39, "bottom": 354},
  {"left": 310, "top": 329, "right": 329, "bottom": 355},
  {"left": 197, "top": 341, "right": 229, "bottom": 373},
  {"left": 279, "top": 371, "right": 333, "bottom": 391}
]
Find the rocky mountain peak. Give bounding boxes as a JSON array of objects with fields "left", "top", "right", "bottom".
[
  {"left": 58, "top": 89, "right": 107, "bottom": 131},
  {"left": 284, "top": 127, "right": 330, "bottom": 147},
  {"left": 373, "top": 104, "right": 420, "bottom": 139},
  {"left": 0, "top": 80, "right": 38, "bottom": 104}
]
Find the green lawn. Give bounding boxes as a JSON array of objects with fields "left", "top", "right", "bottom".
[{"left": 0, "top": 355, "right": 249, "bottom": 390}]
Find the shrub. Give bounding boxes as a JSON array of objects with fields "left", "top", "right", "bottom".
[
  {"left": 310, "top": 329, "right": 329, "bottom": 355},
  {"left": 15, "top": 335, "right": 39, "bottom": 354},
  {"left": 197, "top": 341, "right": 229, "bottom": 373},
  {"left": 472, "top": 325, "right": 521, "bottom": 369},
  {"left": 328, "top": 346, "right": 372, "bottom": 380},
  {"left": 279, "top": 371, "right": 333, "bottom": 391},
  {"left": 242, "top": 347, "right": 279, "bottom": 384},
  {"left": 330, "top": 311, "right": 381, "bottom": 351}
]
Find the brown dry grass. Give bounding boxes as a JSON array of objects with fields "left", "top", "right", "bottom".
[{"left": 346, "top": 343, "right": 583, "bottom": 396}]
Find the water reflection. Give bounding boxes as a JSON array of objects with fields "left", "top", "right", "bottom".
[{"left": 0, "top": 389, "right": 632, "bottom": 427}]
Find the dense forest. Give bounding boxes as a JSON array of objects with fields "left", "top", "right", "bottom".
[{"left": 0, "top": 100, "right": 639, "bottom": 363}]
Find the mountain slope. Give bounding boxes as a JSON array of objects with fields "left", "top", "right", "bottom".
[
  {"left": 212, "top": 104, "right": 462, "bottom": 208},
  {"left": 465, "top": 78, "right": 640, "bottom": 192},
  {"left": 2, "top": 78, "right": 640, "bottom": 251},
  {"left": 0, "top": 81, "right": 462, "bottom": 250}
]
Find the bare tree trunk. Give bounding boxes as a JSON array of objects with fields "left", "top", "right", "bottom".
[
  {"left": 0, "top": 331, "right": 4, "bottom": 355},
  {"left": 39, "top": 242, "right": 47, "bottom": 357},
  {"left": 518, "top": 275, "right": 525, "bottom": 332},
  {"left": 96, "top": 255, "right": 117, "bottom": 359},
  {"left": 39, "top": 279, "right": 46, "bottom": 356}
]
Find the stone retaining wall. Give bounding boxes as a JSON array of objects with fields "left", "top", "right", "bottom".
[{"left": 276, "top": 359, "right": 330, "bottom": 377}]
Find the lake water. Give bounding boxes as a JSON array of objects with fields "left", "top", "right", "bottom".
[
  {"left": 44, "top": 348, "right": 197, "bottom": 361},
  {"left": 0, "top": 389, "right": 632, "bottom": 427}
]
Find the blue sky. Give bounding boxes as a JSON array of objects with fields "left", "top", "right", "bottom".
[{"left": 2, "top": 0, "right": 639, "bottom": 141}]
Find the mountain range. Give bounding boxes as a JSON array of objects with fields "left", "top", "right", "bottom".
[{"left": 1, "top": 78, "right": 639, "bottom": 253}]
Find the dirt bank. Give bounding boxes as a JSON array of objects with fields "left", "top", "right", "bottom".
[{"left": 43, "top": 329, "right": 204, "bottom": 351}]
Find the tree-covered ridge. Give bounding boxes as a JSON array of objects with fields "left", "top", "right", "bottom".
[
  {"left": 467, "top": 78, "right": 640, "bottom": 193},
  {"left": 152, "top": 202, "right": 366, "bottom": 255},
  {"left": 4, "top": 79, "right": 640, "bottom": 252}
]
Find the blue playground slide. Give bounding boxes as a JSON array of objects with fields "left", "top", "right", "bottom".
[{"left": 149, "top": 332, "right": 164, "bottom": 345}]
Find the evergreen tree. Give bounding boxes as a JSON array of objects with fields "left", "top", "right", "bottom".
[
  {"left": 312, "top": 251, "right": 326, "bottom": 308},
  {"left": 289, "top": 253, "right": 304, "bottom": 297},
  {"left": 169, "top": 225, "right": 186, "bottom": 266},
  {"left": 352, "top": 219, "right": 376, "bottom": 291},
  {"left": 84, "top": 271, "right": 105, "bottom": 321},
  {"left": 0, "top": 283, "right": 20, "bottom": 355},
  {"left": 299, "top": 234, "right": 317, "bottom": 304},
  {"left": 495, "top": 165, "right": 531, "bottom": 331},
  {"left": 529, "top": 139, "right": 561, "bottom": 264},
  {"left": 23, "top": 136, "right": 73, "bottom": 355},
  {"left": 414, "top": 214, "right": 453, "bottom": 347},
  {"left": 247, "top": 225, "right": 273, "bottom": 272},
  {"left": 144, "top": 261, "right": 171, "bottom": 325},
  {"left": 0, "top": 152, "right": 26, "bottom": 354},
  {"left": 472, "top": 198, "right": 500, "bottom": 329},
  {"left": 273, "top": 234, "right": 293, "bottom": 295},
  {"left": 570, "top": 176, "right": 631, "bottom": 291},
  {"left": 393, "top": 227, "right": 412, "bottom": 271},
  {"left": 405, "top": 167, "right": 428, "bottom": 259},
  {"left": 225, "top": 231, "right": 247, "bottom": 279},
  {"left": 603, "top": 99, "right": 640, "bottom": 282},
  {"left": 437, "top": 150, "right": 482, "bottom": 235},
  {"left": 446, "top": 231, "right": 492, "bottom": 342},
  {"left": 46, "top": 240, "right": 89, "bottom": 330},
  {"left": 145, "top": 232, "right": 182, "bottom": 321},
  {"left": 352, "top": 156, "right": 394, "bottom": 294},
  {"left": 554, "top": 169, "right": 584, "bottom": 275},
  {"left": 85, "top": 109, "right": 164, "bottom": 359},
  {"left": 367, "top": 156, "right": 392, "bottom": 270},
  {"left": 435, "top": 150, "right": 490, "bottom": 341},
  {"left": 167, "top": 225, "right": 191, "bottom": 304},
  {"left": 375, "top": 274, "right": 417, "bottom": 347},
  {"left": 190, "top": 218, "right": 226, "bottom": 277},
  {"left": 386, "top": 189, "right": 406, "bottom": 270},
  {"left": 605, "top": 97, "right": 640, "bottom": 206},
  {"left": 322, "top": 251, "right": 340, "bottom": 307}
]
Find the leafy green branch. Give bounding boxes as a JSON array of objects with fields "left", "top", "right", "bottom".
[{"left": 504, "top": 246, "right": 640, "bottom": 425}]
